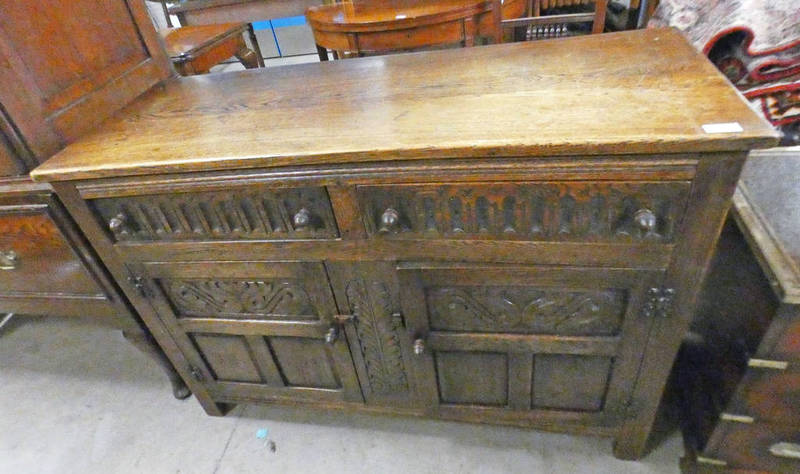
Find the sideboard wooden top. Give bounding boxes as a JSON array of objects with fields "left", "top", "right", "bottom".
[
  {"left": 733, "top": 148, "right": 800, "bottom": 304},
  {"left": 31, "top": 28, "right": 778, "bottom": 182}
]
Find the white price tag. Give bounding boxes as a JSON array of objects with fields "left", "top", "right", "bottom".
[{"left": 702, "top": 122, "right": 744, "bottom": 134}]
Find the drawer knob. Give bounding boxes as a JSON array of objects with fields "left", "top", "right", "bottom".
[
  {"left": 0, "top": 250, "right": 18, "bottom": 270},
  {"left": 378, "top": 208, "right": 400, "bottom": 233},
  {"left": 108, "top": 213, "right": 129, "bottom": 236},
  {"left": 413, "top": 338, "right": 425, "bottom": 355},
  {"left": 770, "top": 442, "right": 800, "bottom": 460},
  {"left": 325, "top": 326, "right": 339, "bottom": 345},
  {"left": 634, "top": 208, "right": 657, "bottom": 234},
  {"left": 292, "top": 208, "right": 312, "bottom": 230}
]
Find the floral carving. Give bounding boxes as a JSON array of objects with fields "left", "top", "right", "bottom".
[
  {"left": 162, "top": 279, "right": 316, "bottom": 319},
  {"left": 427, "top": 287, "right": 626, "bottom": 335},
  {"left": 346, "top": 279, "right": 408, "bottom": 395}
]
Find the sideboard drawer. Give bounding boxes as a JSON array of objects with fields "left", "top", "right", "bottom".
[
  {"left": 90, "top": 186, "right": 339, "bottom": 242},
  {"left": 0, "top": 201, "right": 103, "bottom": 298},
  {"left": 703, "top": 422, "right": 800, "bottom": 473},
  {"left": 357, "top": 181, "right": 691, "bottom": 243}
]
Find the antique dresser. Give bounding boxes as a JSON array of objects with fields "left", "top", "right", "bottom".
[
  {"left": 676, "top": 148, "right": 800, "bottom": 473},
  {"left": 31, "top": 28, "right": 778, "bottom": 459},
  {"left": 0, "top": 0, "right": 187, "bottom": 398}
]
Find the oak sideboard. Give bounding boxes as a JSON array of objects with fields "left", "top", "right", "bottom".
[{"left": 31, "top": 28, "right": 778, "bottom": 460}]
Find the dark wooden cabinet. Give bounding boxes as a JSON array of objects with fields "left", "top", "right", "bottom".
[
  {"left": 31, "top": 29, "right": 777, "bottom": 460},
  {"left": 675, "top": 150, "right": 800, "bottom": 473},
  {"left": 0, "top": 0, "right": 187, "bottom": 397}
]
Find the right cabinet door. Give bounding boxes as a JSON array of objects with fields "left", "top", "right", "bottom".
[{"left": 398, "top": 263, "right": 663, "bottom": 430}]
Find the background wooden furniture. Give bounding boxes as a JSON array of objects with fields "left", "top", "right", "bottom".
[
  {"left": 161, "top": 22, "right": 262, "bottom": 75},
  {"left": 503, "top": 0, "right": 607, "bottom": 40},
  {"left": 0, "top": 0, "right": 188, "bottom": 398},
  {"left": 306, "top": 0, "right": 502, "bottom": 60},
  {"left": 31, "top": 28, "right": 777, "bottom": 460},
  {"left": 674, "top": 148, "right": 800, "bottom": 473},
  {"left": 169, "top": 0, "right": 323, "bottom": 25},
  {"left": 152, "top": 0, "right": 266, "bottom": 70}
]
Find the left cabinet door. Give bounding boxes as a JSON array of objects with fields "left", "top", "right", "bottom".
[{"left": 128, "top": 261, "right": 364, "bottom": 405}]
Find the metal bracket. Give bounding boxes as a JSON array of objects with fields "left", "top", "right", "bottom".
[
  {"left": 642, "top": 287, "right": 676, "bottom": 318},
  {"left": 127, "top": 275, "right": 151, "bottom": 298},
  {"left": 189, "top": 366, "right": 204, "bottom": 382}
]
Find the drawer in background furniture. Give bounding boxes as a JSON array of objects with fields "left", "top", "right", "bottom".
[
  {"left": 357, "top": 181, "right": 691, "bottom": 243},
  {"left": 723, "top": 366, "right": 800, "bottom": 426},
  {"left": 89, "top": 186, "right": 339, "bottom": 242},
  {"left": 0, "top": 199, "right": 105, "bottom": 299},
  {"left": 701, "top": 422, "right": 800, "bottom": 473}
]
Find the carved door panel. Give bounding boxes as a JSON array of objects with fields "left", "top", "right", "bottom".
[
  {"left": 398, "top": 263, "right": 666, "bottom": 427},
  {"left": 326, "top": 262, "right": 417, "bottom": 407},
  {"left": 129, "top": 261, "right": 363, "bottom": 404}
]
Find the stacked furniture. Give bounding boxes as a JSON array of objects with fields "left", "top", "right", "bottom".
[
  {"left": 30, "top": 27, "right": 776, "bottom": 460},
  {"left": 676, "top": 148, "right": 800, "bottom": 473},
  {"left": 0, "top": 0, "right": 187, "bottom": 398}
]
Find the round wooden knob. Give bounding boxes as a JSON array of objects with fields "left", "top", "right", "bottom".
[
  {"left": 108, "top": 213, "right": 128, "bottom": 235},
  {"left": 325, "top": 326, "right": 339, "bottom": 345},
  {"left": 633, "top": 209, "right": 657, "bottom": 233},
  {"left": 292, "top": 208, "right": 311, "bottom": 230},
  {"left": 378, "top": 208, "right": 400, "bottom": 233},
  {"left": 0, "top": 250, "right": 18, "bottom": 270},
  {"left": 413, "top": 338, "right": 425, "bottom": 355}
]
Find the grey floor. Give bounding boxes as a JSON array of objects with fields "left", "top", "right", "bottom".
[{"left": 0, "top": 317, "right": 682, "bottom": 474}]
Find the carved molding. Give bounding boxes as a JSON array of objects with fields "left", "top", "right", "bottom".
[
  {"left": 427, "top": 286, "right": 626, "bottom": 335},
  {"left": 345, "top": 278, "right": 408, "bottom": 394},
  {"left": 162, "top": 279, "right": 317, "bottom": 319}
]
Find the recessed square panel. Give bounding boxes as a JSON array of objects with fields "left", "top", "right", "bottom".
[
  {"left": 192, "top": 333, "right": 262, "bottom": 383},
  {"left": 533, "top": 355, "right": 611, "bottom": 411},
  {"left": 436, "top": 351, "right": 508, "bottom": 406},
  {"left": 269, "top": 337, "right": 339, "bottom": 389}
]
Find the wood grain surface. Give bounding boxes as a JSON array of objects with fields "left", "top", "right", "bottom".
[{"left": 31, "top": 28, "right": 777, "bottom": 182}]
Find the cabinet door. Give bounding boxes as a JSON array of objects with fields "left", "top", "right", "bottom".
[
  {"left": 398, "top": 263, "right": 663, "bottom": 429},
  {"left": 130, "top": 261, "right": 363, "bottom": 404},
  {"left": 0, "top": 0, "right": 171, "bottom": 161}
]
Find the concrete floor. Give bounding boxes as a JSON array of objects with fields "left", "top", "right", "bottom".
[{"left": 0, "top": 316, "right": 683, "bottom": 474}]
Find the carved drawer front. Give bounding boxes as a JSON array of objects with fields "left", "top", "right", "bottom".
[
  {"left": 357, "top": 181, "right": 691, "bottom": 243},
  {"left": 0, "top": 199, "right": 104, "bottom": 299},
  {"left": 90, "top": 186, "right": 338, "bottom": 242},
  {"left": 702, "top": 422, "right": 800, "bottom": 473},
  {"left": 398, "top": 263, "right": 664, "bottom": 425},
  {"left": 130, "top": 261, "right": 362, "bottom": 404}
]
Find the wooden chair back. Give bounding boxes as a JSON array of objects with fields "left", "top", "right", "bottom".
[{"left": 503, "top": 0, "right": 607, "bottom": 40}]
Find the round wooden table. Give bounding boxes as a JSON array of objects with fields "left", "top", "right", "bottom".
[{"left": 306, "top": 0, "right": 513, "bottom": 59}]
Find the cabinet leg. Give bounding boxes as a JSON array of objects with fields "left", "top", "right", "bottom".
[{"left": 122, "top": 330, "right": 191, "bottom": 400}]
